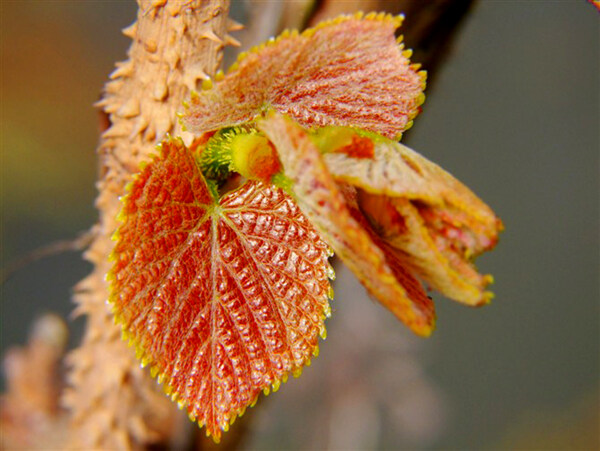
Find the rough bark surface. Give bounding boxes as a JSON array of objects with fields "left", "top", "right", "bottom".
[
  {"left": 63, "top": 1, "right": 231, "bottom": 449},
  {"left": 0, "top": 315, "right": 69, "bottom": 449}
]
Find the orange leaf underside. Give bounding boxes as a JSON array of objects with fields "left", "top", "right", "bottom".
[
  {"left": 323, "top": 137, "right": 502, "bottom": 306},
  {"left": 345, "top": 187, "right": 436, "bottom": 326},
  {"left": 258, "top": 112, "right": 435, "bottom": 336},
  {"left": 110, "top": 139, "right": 332, "bottom": 440},
  {"left": 185, "top": 13, "right": 426, "bottom": 140}
]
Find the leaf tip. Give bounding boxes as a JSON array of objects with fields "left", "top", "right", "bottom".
[
  {"left": 227, "top": 61, "right": 239, "bottom": 74},
  {"left": 327, "top": 286, "right": 335, "bottom": 303},
  {"left": 272, "top": 379, "right": 281, "bottom": 392},
  {"left": 201, "top": 77, "right": 213, "bottom": 90},
  {"left": 415, "top": 321, "right": 435, "bottom": 338},
  {"left": 319, "top": 325, "right": 328, "bottom": 340}
]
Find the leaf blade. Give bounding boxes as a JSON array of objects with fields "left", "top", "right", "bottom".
[
  {"left": 324, "top": 135, "right": 503, "bottom": 305},
  {"left": 185, "top": 13, "right": 425, "bottom": 140},
  {"left": 110, "top": 138, "right": 332, "bottom": 440}
]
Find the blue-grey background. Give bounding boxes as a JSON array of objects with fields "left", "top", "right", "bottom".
[{"left": 2, "top": 1, "right": 598, "bottom": 449}]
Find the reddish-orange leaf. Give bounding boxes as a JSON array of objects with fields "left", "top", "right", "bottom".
[
  {"left": 345, "top": 186, "right": 436, "bottom": 326},
  {"left": 185, "top": 13, "right": 426, "bottom": 140},
  {"left": 324, "top": 137, "right": 502, "bottom": 306},
  {"left": 258, "top": 111, "right": 435, "bottom": 336},
  {"left": 109, "top": 138, "right": 332, "bottom": 441}
]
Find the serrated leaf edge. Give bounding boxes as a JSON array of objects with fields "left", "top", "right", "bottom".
[
  {"left": 181, "top": 11, "right": 428, "bottom": 139},
  {"left": 107, "top": 139, "right": 336, "bottom": 441}
]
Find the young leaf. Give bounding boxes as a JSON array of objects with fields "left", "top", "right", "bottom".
[
  {"left": 258, "top": 111, "right": 435, "bottom": 337},
  {"left": 109, "top": 138, "right": 332, "bottom": 441},
  {"left": 184, "top": 13, "right": 426, "bottom": 140},
  {"left": 323, "top": 135, "right": 503, "bottom": 305},
  {"left": 198, "top": 127, "right": 282, "bottom": 184}
]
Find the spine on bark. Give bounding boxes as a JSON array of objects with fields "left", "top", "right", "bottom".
[{"left": 64, "top": 1, "right": 235, "bottom": 448}]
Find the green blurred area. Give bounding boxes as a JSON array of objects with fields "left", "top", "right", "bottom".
[{"left": 1, "top": 1, "right": 598, "bottom": 449}]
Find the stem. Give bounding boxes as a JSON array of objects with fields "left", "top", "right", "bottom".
[{"left": 64, "top": 2, "right": 232, "bottom": 449}]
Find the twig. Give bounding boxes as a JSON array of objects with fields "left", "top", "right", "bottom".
[{"left": 0, "top": 229, "right": 96, "bottom": 285}]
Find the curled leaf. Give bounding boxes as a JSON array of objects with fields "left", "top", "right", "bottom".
[
  {"left": 185, "top": 13, "right": 426, "bottom": 140},
  {"left": 323, "top": 135, "right": 503, "bottom": 305},
  {"left": 198, "top": 127, "right": 282, "bottom": 184},
  {"left": 259, "top": 111, "right": 435, "bottom": 337},
  {"left": 109, "top": 138, "right": 332, "bottom": 440}
]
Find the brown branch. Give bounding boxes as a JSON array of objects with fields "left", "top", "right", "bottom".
[
  {"left": 62, "top": 2, "right": 233, "bottom": 449},
  {"left": 0, "top": 229, "right": 96, "bottom": 285}
]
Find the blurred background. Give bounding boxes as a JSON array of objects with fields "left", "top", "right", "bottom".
[{"left": 1, "top": 1, "right": 598, "bottom": 449}]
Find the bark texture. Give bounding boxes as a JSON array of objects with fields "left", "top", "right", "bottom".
[
  {"left": 0, "top": 315, "right": 69, "bottom": 449},
  {"left": 63, "top": 1, "right": 232, "bottom": 448}
]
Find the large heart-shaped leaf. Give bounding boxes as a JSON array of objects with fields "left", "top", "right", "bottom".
[
  {"left": 184, "top": 13, "right": 426, "bottom": 140},
  {"left": 109, "top": 138, "right": 332, "bottom": 441}
]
